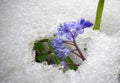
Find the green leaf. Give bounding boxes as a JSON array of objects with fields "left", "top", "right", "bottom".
[
  {"left": 35, "top": 50, "right": 48, "bottom": 62},
  {"left": 51, "top": 53, "right": 60, "bottom": 65},
  {"left": 93, "top": 0, "right": 104, "bottom": 30},
  {"left": 33, "top": 41, "right": 45, "bottom": 50},
  {"left": 39, "top": 39, "right": 48, "bottom": 43},
  {"left": 34, "top": 38, "right": 54, "bottom": 63},
  {"left": 47, "top": 39, "right": 53, "bottom": 50},
  {"left": 64, "top": 56, "right": 78, "bottom": 71}
]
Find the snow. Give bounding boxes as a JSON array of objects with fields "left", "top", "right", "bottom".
[{"left": 0, "top": 0, "right": 120, "bottom": 83}]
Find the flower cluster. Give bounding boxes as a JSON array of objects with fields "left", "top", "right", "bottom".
[
  {"left": 52, "top": 18, "right": 93, "bottom": 68},
  {"left": 56, "top": 18, "right": 93, "bottom": 41}
]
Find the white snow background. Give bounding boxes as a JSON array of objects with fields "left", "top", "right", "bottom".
[{"left": 0, "top": 0, "right": 120, "bottom": 83}]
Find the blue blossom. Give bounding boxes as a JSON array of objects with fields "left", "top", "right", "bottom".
[
  {"left": 52, "top": 38, "right": 70, "bottom": 59},
  {"left": 57, "top": 22, "right": 73, "bottom": 40},
  {"left": 60, "top": 61, "right": 67, "bottom": 69},
  {"left": 73, "top": 19, "right": 93, "bottom": 35},
  {"left": 51, "top": 38, "right": 63, "bottom": 48},
  {"left": 56, "top": 27, "right": 64, "bottom": 37},
  {"left": 52, "top": 38, "right": 70, "bottom": 58},
  {"left": 79, "top": 18, "right": 93, "bottom": 29},
  {"left": 65, "top": 32, "right": 73, "bottom": 41},
  {"left": 62, "top": 22, "right": 72, "bottom": 33},
  {"left": 53, "top": 47, "right": 70, "bottom": 58},
  {"left": 56, "top": 18, "right": 93, "bottom": 41}
]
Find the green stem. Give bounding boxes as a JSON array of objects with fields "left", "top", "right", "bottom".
[
  {"left": 93, "top": 0, "right": 105, "bottom": 30},
  {"left": 64, "top": 57, "right": 78, "bottom": 70},
  {"left": 51, "top": 53, "right": 60, "bottom": 65}
]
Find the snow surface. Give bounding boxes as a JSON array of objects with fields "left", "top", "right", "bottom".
[{"left": 0, "top": 0, "right": 120, "bottom": 83}]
